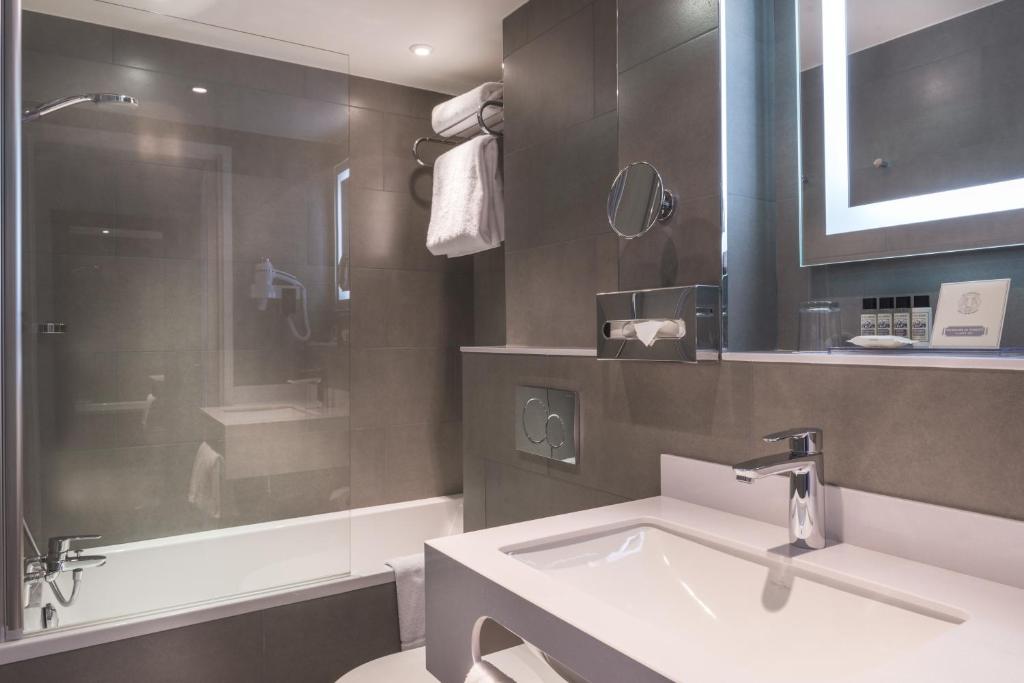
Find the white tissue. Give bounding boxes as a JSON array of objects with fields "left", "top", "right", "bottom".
[{"left": 633, "top": 320, "right": 664, "bottom": 347}]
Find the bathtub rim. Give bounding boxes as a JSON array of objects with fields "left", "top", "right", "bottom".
[{"left": 0, "top": 494, "right": 462, "bottom": 666}]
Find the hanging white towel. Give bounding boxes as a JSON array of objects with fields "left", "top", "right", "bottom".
[
  {"left": 427, "top": 135, "right": 504, "bottom": 258},
  {"left": 432, "top": 82, "right": 503, "bottom": 138},
  {"left": 188, "top": 442, "right": 223, "bottom": 519},
  {"left": 385, "top": 553, "right": 426, "bottom": 650}
]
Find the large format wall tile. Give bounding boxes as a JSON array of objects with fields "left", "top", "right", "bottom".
[
  {"left": 618, "top": 0, "right": 719, "bottom": 73},
  {"left": 506, "top": 235, "right": 619, "bottom": 348},
  {"left": 465, "top": 351, "right": 1024, "bottom": 529},
  {"left": 503, "top": 4, "right": 596, "bottom": 154},
  {"left": 504, "top": 111, "right": 618, "bottom": 252}
]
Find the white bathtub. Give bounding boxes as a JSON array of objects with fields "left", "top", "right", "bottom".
[{"left": 1, "top": 495, "right": 463, "bottom": 665}]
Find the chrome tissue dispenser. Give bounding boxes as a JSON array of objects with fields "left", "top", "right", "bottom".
[{"left": 596, "top": 285, "right": 722, "bottom": 362}]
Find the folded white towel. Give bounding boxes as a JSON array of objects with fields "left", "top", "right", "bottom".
[
  {"left": 432, "top": 82, "right": 503, "bottom": 138},
  {"left": 385, "top": 553, "right": 426, "bottom": 650},
  {"left": 427, "top": 135, "right": 504, "bottom": 258},
  {"left": 188, "top": 442, "right": 223, "bottom": 519}
]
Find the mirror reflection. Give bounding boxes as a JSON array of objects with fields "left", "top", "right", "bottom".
[
  {"left": 607, "top": 161, "right": 675, "bottom": 239},
  {"left": 800, "top": 0, "right": 1024, "bottom": 248}
]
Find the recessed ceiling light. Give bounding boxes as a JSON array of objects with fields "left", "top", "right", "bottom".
[
  {"left": 191, "top": 86, "right": 208, "bottom": 94},
  {"left": 409, "top": 44, "right": 433, "bottom": 57}
]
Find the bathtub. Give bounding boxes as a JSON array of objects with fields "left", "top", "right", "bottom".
[{"left": 1, "top": 495, "right": 463, "bottom": 665}]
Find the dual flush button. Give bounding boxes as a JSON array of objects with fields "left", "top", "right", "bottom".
[{"left": 515, "top": 386, "right": 579, "bottom": 467}]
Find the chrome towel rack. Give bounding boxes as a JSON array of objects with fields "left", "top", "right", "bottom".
[{"left": 413, "top": 100, "right": 503, "bottom": 168}]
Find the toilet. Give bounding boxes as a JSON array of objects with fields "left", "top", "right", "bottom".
[{"left": 337, "top": 644, "right": 571, "bottom": 682}]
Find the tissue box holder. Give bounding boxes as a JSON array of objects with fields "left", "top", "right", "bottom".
[{"left": 596, "top": 285, "right": 721, "bottom": 363}]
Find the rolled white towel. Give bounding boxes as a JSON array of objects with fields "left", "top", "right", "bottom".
[{"left": 432, "top": 82, "right": 503, "bottom": 138}]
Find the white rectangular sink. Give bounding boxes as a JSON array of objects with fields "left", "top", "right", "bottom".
[{"left": 508, "top": 524, "right": 964, "bottom": 682}]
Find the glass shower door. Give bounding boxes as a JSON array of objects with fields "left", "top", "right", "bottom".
[{"left": 15, "top": 2, "right": 352, "bottom": 634}]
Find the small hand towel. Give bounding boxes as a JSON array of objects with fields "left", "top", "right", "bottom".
[
  {"left": 385, "top": 553, "right": 426, "bottom": 650},
  {"left": 427, "top": 135, "right": 504, "bottom": 258},
  {"left": 188, "top": 441, "right": 223, "bottom": 519},
  {"left": 432, "top": 82, "right": 503, "bottom": 138}
]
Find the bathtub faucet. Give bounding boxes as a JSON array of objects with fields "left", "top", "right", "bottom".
[{"left": 24, "top": 533, "right": 107, "bottom": 608}]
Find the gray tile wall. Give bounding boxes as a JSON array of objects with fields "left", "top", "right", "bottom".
[
  {"left": 502, "top": 0, "right": 620, "bottom": 348},
  {"left": 471, "top": 0, "right": 1024, "bottom": 531},
  {"left": 617, "top": 0, "right": 722, "bottom": 291},
  {"left": 463, "top": 351, "right": 1024, "bottom": 530},
  {"left": 0, "top": 583, "right": 401, "bottom": 683},
  {"left": 346, "top": 75, "right": 472, "bottom": 507}
]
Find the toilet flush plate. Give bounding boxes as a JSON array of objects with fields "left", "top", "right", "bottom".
[{"left": 514, "top": 386, "right": 578, "bottom": 467}]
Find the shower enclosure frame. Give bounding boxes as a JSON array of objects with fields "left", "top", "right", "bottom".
[{"left": 1, "top": 0, "right": 23, "bottom": 641}]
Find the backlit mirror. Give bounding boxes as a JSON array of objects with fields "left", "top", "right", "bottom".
[
  {"left": 607, "top": 161, "right": 676, "bottom": 239},
  {"left": 799, "top": 0, "right": 1024, "bottom": 264}
]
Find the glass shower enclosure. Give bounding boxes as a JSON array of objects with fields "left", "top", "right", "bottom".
[{"left": 2, "top": 0, "right": 353, "bottom": 637}]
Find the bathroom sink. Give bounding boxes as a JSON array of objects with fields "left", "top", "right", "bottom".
[{"left": 507, "top": 524, "right": 963, "bottom": 682}]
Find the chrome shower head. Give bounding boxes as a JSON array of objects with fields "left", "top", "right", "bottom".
[{"left": 23, "top": 92, "right": 139, "bottom": 123}]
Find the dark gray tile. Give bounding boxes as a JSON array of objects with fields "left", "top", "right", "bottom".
[
  {"left": 618, "top": 193, "right": 722, "bottom": 291},
  {"left": 350, "top": 106, "right": 385, "bottom": 190},
  {"left": 381, "top": 112, "right": 437, "bottom": 201},
  {"left": 618, "top": 0, "right": 718, "bottom": 73},
  {"left": 484, "top": 459, "right": 627, "bottom": 527},
  {"left": 351, "top": 267, "right": 473, "bottom": 349},
  {"left": 506, "top": 234, "right": 619, "bottom": 348},
  {"left": 24, "top": 11, "right": 113, "bottom": 63},
  {"left": 262, "top": 585, "right": 401, "bottom": 683},
  {"left": 502, "top": 0, "right": 592, "bottom": 58},
  {"left": 350, "top": 75, "right": 446, "bottom": 118},
  {"left": 350, "top": 348, "right": 461, "bottom": 429},
  {"left": 112, "top": 28, "right": 233, "bottom": 85},
  {"left": 593, "top": 0, "right": 619, "bottom": 115},
  {"left": 384, "top": 421, "right": 463, "bottom": 503},
  {"left": 473, "top": 246, "right": 508, "bottom": 346},
  {"left": 618, "top": 30, "right": 721, "bottom": 203},
  {"left": 504, "top": 111, "right": 618, "bottom": 251},
  {"left": 348, "top": 188, "right": 443, "bottom": 271},
  {"left": 303, "top": 66, "right": 350, "bottom": 105},
  {"left": 351, "top": 427, "right": 387, "bottom": 508},
  {"left": 503, "top": 4, "right": 596, "bottom": 154},
  {"left": 0, "top": 613, "right": 261, "bottom": 683}
]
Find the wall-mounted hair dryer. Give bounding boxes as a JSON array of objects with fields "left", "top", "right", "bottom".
[{"left": 250, "top": 258, "right": 311, "bottom": 341}]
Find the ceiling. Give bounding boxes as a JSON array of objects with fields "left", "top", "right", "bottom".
[
  {"left": 24, "top": 0, "right": 528, "bottom": 94},
  {"left": 799, "top": 0, "right": 1002, "bottom": 70}
]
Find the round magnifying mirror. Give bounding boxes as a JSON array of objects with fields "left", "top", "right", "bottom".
[{"left": 607, "top": 161, "right": 676, "bottom": 239}]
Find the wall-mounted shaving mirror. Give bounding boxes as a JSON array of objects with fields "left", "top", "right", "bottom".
[
  {"left": 607, "top": 161, "right": 676, "bottom": 239},
  {"left": 799, "top": 0, "right": 1024, "bottom": 265}
]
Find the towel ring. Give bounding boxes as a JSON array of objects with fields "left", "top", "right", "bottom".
[{"left": 477, "top": 100, "right": 504, "bottom": 137}]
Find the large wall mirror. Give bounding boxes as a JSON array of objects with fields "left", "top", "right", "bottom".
[{"left": 800, "top": 0, "right": 1024, "bottom": 265}]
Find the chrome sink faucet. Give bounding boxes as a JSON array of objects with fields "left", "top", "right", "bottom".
[{"left": 733, "top": 428, "right": 826, "bottom": 550}]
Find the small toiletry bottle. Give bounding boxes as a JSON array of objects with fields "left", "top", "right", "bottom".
[
  {"left": 876, "top": 297, "right": 894, "bottom": 336},
  {"left": 894, "top": 296, "right": 912, "bottom": 339},
  {"left": 860, "top": 298, "right": 877, "bottom": 336},
  {"left": 911, "top": 295, "right": 932, "bottom": 344}
]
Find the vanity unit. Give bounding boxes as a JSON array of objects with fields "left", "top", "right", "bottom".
[{"left": 426, "top": 453, "right": 1024, "bottom": 682}]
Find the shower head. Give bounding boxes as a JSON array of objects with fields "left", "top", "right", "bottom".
[{"left": 22, "top": 93, "right": 139, "bottom": 123}]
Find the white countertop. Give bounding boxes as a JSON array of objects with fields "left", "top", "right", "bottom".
[{"left": 428, "top": 496, "right": 1024, "bottom": 682}]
